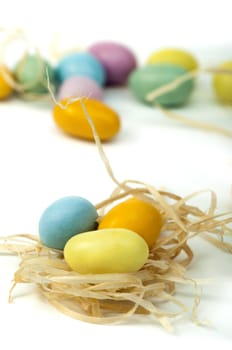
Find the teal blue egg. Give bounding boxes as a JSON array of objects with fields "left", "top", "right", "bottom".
[
  {"left": 39, "top": 196, "right": 98, "bottom": 250},
  {"left": 128, "top": 63, "right": 194, "bottom": 107},
  {"left": 55, "top": 52, "right": 106, "bottom": 86},
  {"left": 14, "top": 54, "right": 55, "bottom": 94}
]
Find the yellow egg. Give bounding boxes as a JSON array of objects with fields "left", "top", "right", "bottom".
[
  {"left": 0, "top": 66, "right": 13, "bottom": 100},
  {"left": 53, "top": 98, "right": 121, "bottom": 141},
  {"left": 147, "top": 48, "right": 198, "bottom": 71},
  {"left": 213, "top": 61, "right": 232, "bottom": 104},
  {"left": 98, "top": 197, "right": 162, "bottom": 247},
  {"left": 64, "top": 228, "right": 149, "bottom": 274}
]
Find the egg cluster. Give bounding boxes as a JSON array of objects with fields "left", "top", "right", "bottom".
[
  {"left": 39, "top": 196, "right": 163, "bottom": 274},
  {"left": 0, "top": 42, "right": 231, "bottom": 143},
  {"left": 0, "top": 42, "right": 138, "bottom": 141}
]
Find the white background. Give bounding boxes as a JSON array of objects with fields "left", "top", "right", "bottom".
[{"left": 0, "top": 0, "right": 232, "bottom": 349}]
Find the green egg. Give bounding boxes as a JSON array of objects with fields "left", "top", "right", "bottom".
[
  {"left": 15, "top": 54, "right": 55, "bottom": 94},
  {"left": 129, "top": 63, "right": 194, "bottom": 107}
]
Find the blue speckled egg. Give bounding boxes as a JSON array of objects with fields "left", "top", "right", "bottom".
[
  {"left": 55, "top": 52, "right": 106, "bottom": 86},
  {"left": 39, "top": 196, "right": 98, "bottom": 250}
]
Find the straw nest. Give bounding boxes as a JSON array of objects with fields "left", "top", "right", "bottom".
[{"left": 0, "top": 181, "right": 231, "bottom": 332}]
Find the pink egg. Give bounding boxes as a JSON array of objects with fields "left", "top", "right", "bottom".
[
  {"left": 57, "top": 76, "right": 104, "bottom": 101},
  {"left": 88, "top": 42, "right": 137, "bottom": 86}
]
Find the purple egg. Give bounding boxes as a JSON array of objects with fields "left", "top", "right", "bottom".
[
  {"left": 57, "top": 76, "right": 104, "bottom": 101},
  {"left": 88, "top": 42, "right": 137, "bottom": 86}
]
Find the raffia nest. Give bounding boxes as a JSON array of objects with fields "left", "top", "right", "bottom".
[{"left": 1, "top": 180, "right": 232, "bottom": 332}]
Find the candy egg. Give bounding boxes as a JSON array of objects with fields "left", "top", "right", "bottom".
[
  {"left": 88, "top": 42, "right": 137, "bottom": 85},
  {"left": 0, "top": 65, "right": 13, "bottom": 99},
  {"left": 64, "top": 228, "right": 149, "bottom": 274},
  {"left": 53, "top": 98, "right": 120, "bottom": 141},
  {"left": 14, "top": 54, "right": 55, "bottom": 94},
  {"left": 57, "top": 76, "right": 103, "bottom": 101},
  {"left": 55, "top": 52, "right": 106, "bottom": 86},
  {"left": 213, "top": 61, "right": 232, "bottom": 104},
  {"left": 98, "top": 197, "right": 162, "bottom": 247},
  {"left": 147, "top": 48, "right": 198, "bottom": 71},
  {"left": 129, "top": 63, "right": 194, "bottom": 107},
  {"left": 39, "top": 196, "right": 98, "bottom": 250}
]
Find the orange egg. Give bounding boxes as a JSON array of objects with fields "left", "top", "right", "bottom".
[
  {"left": 53, "top": 98, "right": 121, "bottom": 141},
  {"left": 98, "top": 197, "right": 163, "bottom": 247},
  {"left": 0, "top": 66, "right": 13, "bottom": 100}
]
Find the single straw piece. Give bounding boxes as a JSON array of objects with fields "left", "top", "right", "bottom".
[
  {"left": 146, "top": 67, "right": 232, "bottom": 102},
  {"left": 156, "top": 105, "right": 232, "bottom": 138},
  {"left": 146, "top": 69, "right": 199, "bottom": 102},
  {"left": 145, "top": 67, "right": 232, "bottom": 138}
]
